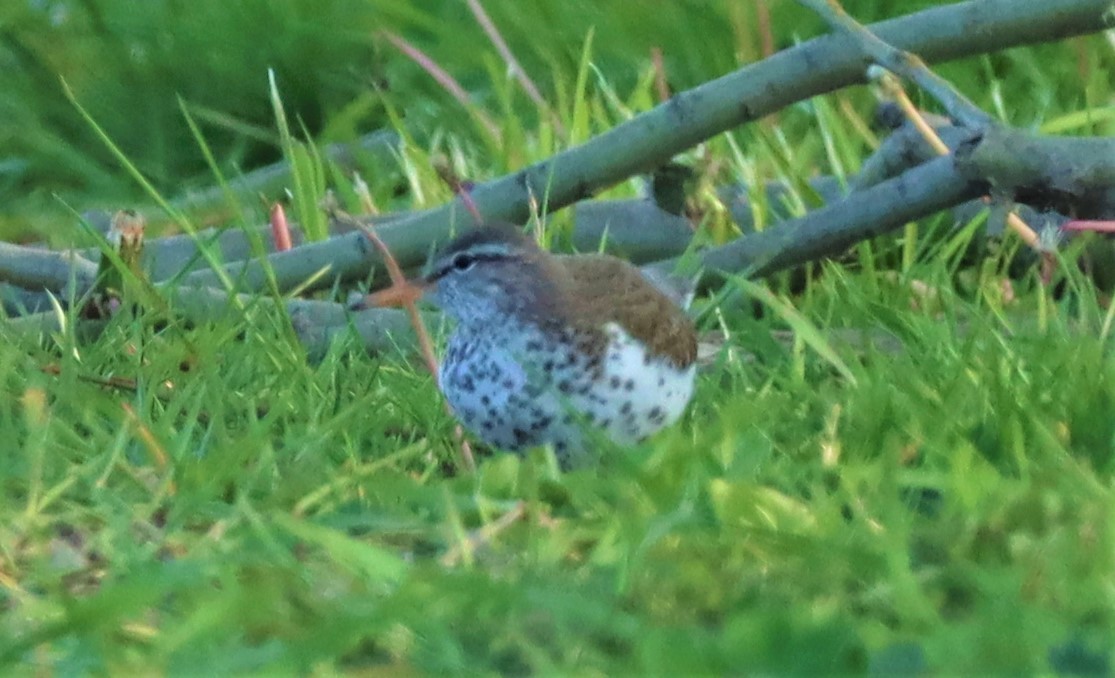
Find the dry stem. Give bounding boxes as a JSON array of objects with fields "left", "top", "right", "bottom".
[
  {"left": 872, "top": 71, "right": 1041, "bottom": 249},
  {"left": 352, "top": 218, "right": 477, "bottom": 472}
]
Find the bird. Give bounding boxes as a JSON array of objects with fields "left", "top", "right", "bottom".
[{"left": 367, "top": 222, "right": 698, "bottom": 468}]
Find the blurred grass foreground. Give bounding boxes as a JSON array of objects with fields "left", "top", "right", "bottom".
[{"left": 1, "top": 0, "right": 1114, "bottom": 674}]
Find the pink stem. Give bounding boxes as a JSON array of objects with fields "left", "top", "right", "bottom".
[
  {"left": 381, "top": 31, "right": 501, "bottom": 140},
  {"left": 1061, "top": 220, "right": 1115, "bottom": 233},
  {"left": 465, "top": 0, "right": 565, "bottom": 134},
  {"left": 270, "top": 202, "right": 293, "bottom": 251}
]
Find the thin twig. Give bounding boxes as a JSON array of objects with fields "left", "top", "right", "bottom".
[
  {"left": 872, "top": 71, "right": 1041, "bottom": 250},
  {"left": 651, "top": 47, "right": 670, "bottom": 102},
  {"left": 873, "top": 73, "right": 950, "bottom": 155},
  {"left": 42, "top": 364, "right": 138, "bottom": 391},
  {"left": 381, "top": 31, "right": 502, "bottom": 141},
  {"left": 465, "top": 0, "right": 565, "bottom": 135},
  {"left": 799, "top": 0, "right": 993, "bottom": 129},
  {"left": 434, "top": 159, "right": 486, "bottom": 226},
  {"left": 440, "top": 501, "right": 527, "bottom": 567},
  {"left": 992, "top": 211, "right": 1041, "bottom": 249},
  {"left": 353, "top": 173, "right": 379, "bottom": 215},
  {"left": 351, "top": 218, "right": 477, "bottom": 472},
  {"left": 121, "top": 402, "right": 176, "bottom": 495},
  {"left": 755, "top": 0, "right": 776, "bottom": 58}
]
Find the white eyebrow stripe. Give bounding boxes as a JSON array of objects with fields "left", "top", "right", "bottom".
[
  {"left": 455, "top": 243, "right": 513, "bottom": 259},
  {"left": 430, "top": 243, "right": 514, "bottom": 278}
]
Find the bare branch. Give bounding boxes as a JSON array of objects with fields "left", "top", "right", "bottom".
[
  {"left": 871, "top": 72, "right": 1041, "bottom": 248},
  {"left": 960, "top": 127, "right": 1115, "bottom": 218},
  {"left": 2, "top": 280, "right": 417, "bottom": 361},
  {"left": 850, "top": 112, "right": 968, "bottom": 191},
  {"left": 692, "top": 155, "right": 984, "bottom": 280},
  {"left": 799, "top": 0, "right": 994, "bottom": 129},
  {"left": 178, "top": 0, "right": 1113, "bottom": 295},
  {"left": 0, "top": 242, "right": 98, "bottom": 294},
  {"left": 570, "top": 200, "right": 695, "bottom": 263},
  {"left": 76, "top": 211, "right": 407, "bottom": 282}
]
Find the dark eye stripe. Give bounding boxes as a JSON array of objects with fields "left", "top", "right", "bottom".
[{"left": 429, "top": 251, "right": 507, "bottom": 280}]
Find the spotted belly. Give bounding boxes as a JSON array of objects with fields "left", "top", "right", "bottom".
[
  {"left": 439, "top": 337, "right": 563, "bottom": 452},
  {"left": 437, "top": 326, "right": 695, "bottom": 468}
]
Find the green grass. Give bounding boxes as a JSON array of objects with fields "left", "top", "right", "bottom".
[
  {"left": 3, "top": 0, "right": 1115, "bottom": 674},
  {"left": 2, "top": 239, "right": 1113, "bottom": 674}
]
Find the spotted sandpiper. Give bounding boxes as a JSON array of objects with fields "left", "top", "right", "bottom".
[{"left": 368, "top": 222, "right": 698, "bottom": 468}]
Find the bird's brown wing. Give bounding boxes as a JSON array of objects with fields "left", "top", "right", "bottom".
[{"left": 559, "top": 254, "right": 697, "bottom": 368}]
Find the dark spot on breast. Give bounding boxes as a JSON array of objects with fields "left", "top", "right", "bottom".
[
  {"left": 481, "top": 395, "right": 491, "bottom": 406},
  {"left": 558, "top": 380, "right": 572, "bottom": 394},
  {"left": 621, "top": 402, "right": 632, "bottom": 415},
  {"left": 610, "top": 376, "right": 622, "bottom": 389},
  {"left": 501, "top": 379, "right": 515, "bottom": 390},
  {"left": 513, "top": 427, "right": 529, "bottom": 445},
  {"left": 624, "top": 379, "right": 635, "bottom": 391}
]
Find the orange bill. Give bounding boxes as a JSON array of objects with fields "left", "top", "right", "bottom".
[{"left": 363, "top": 278, "right": 427, "bottom": 308}]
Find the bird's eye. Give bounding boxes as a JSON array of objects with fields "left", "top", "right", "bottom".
[{"left": 451, "top": 253, "right": 475, "bottom": 271}]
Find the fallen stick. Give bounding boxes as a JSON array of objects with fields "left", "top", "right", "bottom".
[{"left": 176, "top": 0, "right": 1113, "bottom": 295}]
